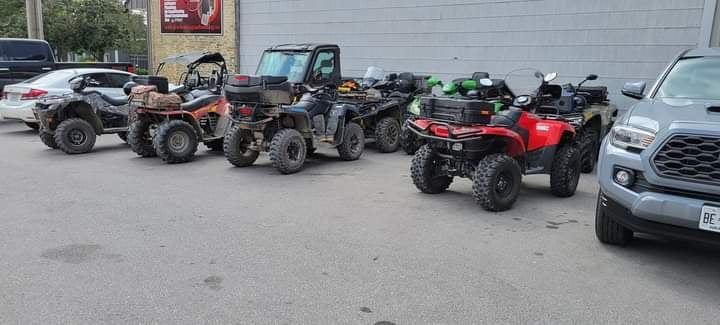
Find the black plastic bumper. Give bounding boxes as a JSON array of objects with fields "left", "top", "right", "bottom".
[{"left": 601, "top": 192, "right": 720, "bottom": 247}]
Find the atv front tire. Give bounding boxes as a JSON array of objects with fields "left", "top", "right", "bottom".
[
  {"left": 224, "top": 125, "right": 259, "bottom": 167},
  {"left": 154, "top": 120, "right": 198, "bottom": 164},
  {"left": 472, "top": 154, "right": 522, "bottom": 212},
  {"left": 270, "top": 129, "right": 307, "bottom": 174},
  {"left": 580, "top": 129, "right": 599, "bottom": 173},
  {"left": 337, "top": 122, "right": 365, "bottom": 161},
  {"left": 54, "top": 118, "right": 97, "bottom": 154},
  {"left": 595, "top": 192, "right": 633, "bottom": 246},
  {"left": 411, "top": 145, "right": 453, "bottom": 194},
  {"left": 375, "top": 117, "right": 401, "bottom": 153},
  {"left": 127, "top": 119, "right": 157, "bottom": 158},
  {"left": 400, "top": 121, "right": 423, "bottom": 155},
  {"left": 550, "top": 145, "right": 582, "bottom": 197},
  {"left": 39, "top": 130, "right": 58, "bottom": 149}
]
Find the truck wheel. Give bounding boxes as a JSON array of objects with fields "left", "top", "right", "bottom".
[
  {"left": 54, "top": 118, "right": 96, "bottom": 155},
  {"left": 117, "top": 132, "right": 128, "bottom": 143},
  {"left": 205, "top": 139, "right": 224, "bottom": 152},
  {"left": 127, "top": 119, "right": 157, "bottom": 157},
  {"left": 400, "top": 121, "right": 423, "bottom": 155},
  {"left": 337, "top": 122, "right": 365, "bottom": 161},
  {"left": 375, "top": 117, "right": 401, "bottom": 153},
  {"left": 270, "top": 128, "right": 307, "bottom": 174},
  {"left": 580, "top": 129, "right": 599, "bottom": 173},
  {"left": 595, "top": 192, "right": 633, "bottom": 245},
  {"left": 550, "top": 145, "right": 582, "bottom": 197},
  {"left": 25, "top": 122, "right": 40, "bottom": 130},
  {"left": 224, "top": 125, "right": 259, "bottom": 167},
  {"left": 39, "top": 130, "right": 58, "bottom": 149},
  {"left": 411, "top": 145, "right": 453, "bottom": 194},
  {"left": 154, "top": 120, "right": 198, "bottom": 164},
  {"left": 472, "top": 154, "right": 522, "bottom": 212}
]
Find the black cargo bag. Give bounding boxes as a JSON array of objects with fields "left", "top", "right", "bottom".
[{"left": 224, "top": 75, "right": 293, "bottom": 105}]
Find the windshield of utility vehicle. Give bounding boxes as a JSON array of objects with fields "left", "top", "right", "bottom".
[
  {"left": 657, "top": 56, "right": 720, "bottom": 100},
  {"left": 255, "top": 51, "right": 310, "bottom": 83}
]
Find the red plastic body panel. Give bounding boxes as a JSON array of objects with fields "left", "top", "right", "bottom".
[
  {"left": 413, "top": 118, "right": 526, "bottom": 157},
  {"left": 516, "top": 113, "right": 576, "bottom": 151}
]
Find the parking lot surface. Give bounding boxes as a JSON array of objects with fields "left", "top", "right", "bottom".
[{"left": 1, "top": 120, "right": 719, "bottom": 325}]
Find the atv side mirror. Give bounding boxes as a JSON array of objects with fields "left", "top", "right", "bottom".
[
  {"left": 622, "top": 81, "right": 646, "bottom": 100},
  {"left": 69, "top": 77, "right": 87, "bottom": 92},
  {"left": 479, "top": 78, "right": 493, "bottom": 87},
  {"left": 544, "top": 72, "right": 558, "bottom": 83},
  {"left": 586, "top": 74, "right": 598, "bottom": 81}
]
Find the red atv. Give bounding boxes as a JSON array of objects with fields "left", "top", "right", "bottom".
[{"left": 406, "top": 72, "right": 581, "bottom": 211}]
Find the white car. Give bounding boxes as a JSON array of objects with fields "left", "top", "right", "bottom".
[{"left": 0, "top": 68, "right": 135, "bottom": 129}]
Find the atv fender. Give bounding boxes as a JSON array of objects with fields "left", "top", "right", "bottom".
[
  {"left": 408, "top": 119, "right": 526, "bottom": 158},
  {"left": 329, "top": 103, "right": 361, "bottom": 145},
  {"left": 525, "top": 120, "right": 576, "bottom": 173},
  {"left": 58, "top": 101, "right": 104, "bottom": 134}
]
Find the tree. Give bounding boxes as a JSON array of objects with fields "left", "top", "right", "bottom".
[
  {"left": 0, "top": 0, "right": 27, "bottom": 38},
  {"left": 1, "top": 0, "right": 147, "bottom": 61}
]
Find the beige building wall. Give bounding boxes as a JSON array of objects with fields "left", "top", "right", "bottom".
[{"left": 149, "top": 0, "right": 237, "bottom": 83}]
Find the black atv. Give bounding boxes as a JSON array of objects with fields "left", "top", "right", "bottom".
[
  {"left": 223, "top": 76, "right": 364, "bottom": 174},
  {"left": 33, "top": 76, "right": 135, "bottom": 154},
  {"left": 530, "top": 74, "right": 618, "bottom": 173},
  {"left": 338, "top": 70, "right": 432, "bottom": 153}
]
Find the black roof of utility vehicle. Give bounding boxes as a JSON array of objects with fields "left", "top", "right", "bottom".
[{"left": 266, "top": 44, "right": 339, "bottom": 51}]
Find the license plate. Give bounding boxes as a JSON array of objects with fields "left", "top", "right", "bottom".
[{"left": 699, "top": 206, "right": 720, "bottom": 233}]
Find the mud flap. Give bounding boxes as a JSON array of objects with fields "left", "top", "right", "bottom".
[
  {"left": 313, "top": 115, "right": 326, "bottom": 137},
  {"left": 214, "top": 114, "right": 232, "bottom": 138}
]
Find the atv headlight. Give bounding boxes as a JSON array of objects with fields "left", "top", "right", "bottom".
[{"left": 610, "top": 125, "right": 656, "bottom": 150}]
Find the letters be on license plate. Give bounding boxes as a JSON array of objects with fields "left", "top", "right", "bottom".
[{"left": 699, "top": 206, "right": 720, "bottom": 233}]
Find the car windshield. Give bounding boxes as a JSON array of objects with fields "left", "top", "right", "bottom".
[
  {"left": 657, "top": 56, "right": 720, "bottom": 100},
  {"left": 255, "top": 51, "right": 310, "bottom": 83},
  {"left": 23, "top": 70, "right": 77, "bottom": 85}
]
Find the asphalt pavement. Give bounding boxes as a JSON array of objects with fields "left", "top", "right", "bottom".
[{"left": 1, "top": 120, "right": 719, "bottom": 325}]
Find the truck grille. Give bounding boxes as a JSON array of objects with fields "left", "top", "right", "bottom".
[{"left": 652, "top": 135, "right": 720, "bottom": 185}]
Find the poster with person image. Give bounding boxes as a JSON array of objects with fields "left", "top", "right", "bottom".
[{"left": 160, "top": 0, "right": 222, "bottom": 34}]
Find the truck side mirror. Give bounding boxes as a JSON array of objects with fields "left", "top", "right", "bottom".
[
  {"left": 69, "top": 77, "right": 87, "bottom": 92},
  {"left": 622, "top": 81, "right": 646, "bottom": 100},
  {"left": 587, "top": 74, "right": 598, "bottom": 81}
]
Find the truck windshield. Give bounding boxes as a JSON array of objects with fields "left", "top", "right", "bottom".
[
  {"left": 0, "top": 41, "right": 49, "bottom": 62},
  {"left": 255, "top": 51, "right": 310, "bottom": 83},
  {"left": 657, "top": 56, "right": 720, "bottom": 100}
]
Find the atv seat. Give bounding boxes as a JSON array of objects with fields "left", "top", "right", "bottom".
[
  {"left": 181, "top": 95, "right": 223, "bottom": 112},
  {"left": 491, "top": 108, "right": 523, "bottom": 127},
  {"left": 100, "top": 94, "right": 129, "bottom": 106}
]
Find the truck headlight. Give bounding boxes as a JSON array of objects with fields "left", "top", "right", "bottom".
[{"left": 610, "top": 126, "right": 656, "bottom": 150}]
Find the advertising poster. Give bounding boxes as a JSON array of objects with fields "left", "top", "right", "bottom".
[{"left": 160, "top": 0, "right": 223, "bottom": 34}]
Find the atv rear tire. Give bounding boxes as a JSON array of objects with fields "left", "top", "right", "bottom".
[
  {"left": 595, "top": 192, "right": 633, "bottom": 246},
  {"left": 375, "top": 117, "right": 401, "bottom": 153},
  {"left": 54, "top": 118, "right": 96, "bottom": 154},
  {"left": 117, "top": 132, "right": 128, "bottom": 143},
  {"left": 337, "top": 122, "right": 364, "bottom": 161},
  {"left": 224, "top": 125, "right": 259, "bottom": 167},
  {"left": 472, "top": 154, "right": 522, "bottom": 212},
  {"left": 39, "top": 130, "right": 58, "bottom": 149},
  {"left": 127, "top": 119, "right": 157, "bottom": 158},
  {"left": 154, "top": 120, "right": 198, "bottom": 164},
  {"left": 400, "top": 121, "right": 423, "bottom": 155},
  {"left": 411, "top": 145, "right": 453, "bottom": 194},
  {"left": 270, "top": 129, "right": 307, "bottom": 174},
  {"left": 205, "top": 139, "right": 224, "bottom": 152},
  {"left": 550, "top": 145, "right": 582, "bottom": 197},
  {"left": 580, "top": 129, "right": 599, "bottom": 173},
  {"left": 25, "top": 122, "right": 40, "bottom": 130}
]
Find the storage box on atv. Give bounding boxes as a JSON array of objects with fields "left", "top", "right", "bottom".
[
  {"left": 224, "top": 75, "right": 293, "bottom": 105},
  {"left": 420, "top": 97, "right": 495, "bottom": 124},
  {"left": 577, "top": 86, "right": 608, "bottom": 104},
  {"left": 129, "top": 85, "right": 183, "bottom": 110},
  {"left": 132, "top": 75, "right": 170, "bottom": 94}
]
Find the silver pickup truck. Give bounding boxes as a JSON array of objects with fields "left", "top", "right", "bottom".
[{"left": 596, "top": 48, "right": 720, "bottom": 247}]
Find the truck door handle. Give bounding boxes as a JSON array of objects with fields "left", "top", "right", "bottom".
[
  {"left": 42, "top": 67, "right": 52, "bottom": 71},
  {"left": 0, "top": 68, "right": 9, "bottom": 71}
]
